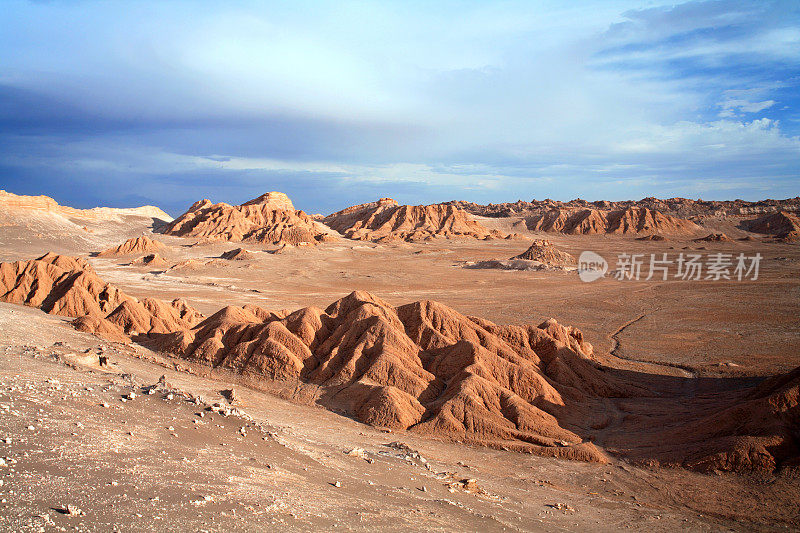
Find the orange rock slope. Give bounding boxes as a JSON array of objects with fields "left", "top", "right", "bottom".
[
  {"left": 161, "top": 192, "right": 326, "bottom": 246},
  {"left": 0, "top": 253, "right": 202, "bottom": 342},
  {"left": 745, "top": 211, "right": 800, "bottom": 240},
  {"left": 527, "top": 207, "right": 699, "bottom": 235},
  {"left": 324, "top": 198, "right": 504, "bottom": 242},
  {"left": 151, "top": 290, "right": 636, "bottom": 460},
  {"left": 2, "top": 253, "right": 798, "bottom": 473},
  {"left": 511, "top": 240, "right": 575, "bottom": 266},
  {"left": 97, "top": 236, "right": 166, "bottom": 257}
]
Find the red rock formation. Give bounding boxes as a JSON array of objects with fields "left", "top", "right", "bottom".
[
  {"left": 694, "top": 233, "right": 732, "bottom": 242},
  {"left": 3, "top": 253, "right": 798, "bottom": 473},
  {"left": 162, "top": 192, "right": 325, "bottom": 246},
  {"left": 97, "top": 236, "right": 165, "bottom": 257},
  {"left": 220, "top": 248, "right": 256, "bottom": 261},
  {"left": 511, "top": 240, "right": 576, "bottom": 265},
  {"left": 745, "top": 211, "right": 800, "bottom": 239},
  {"left": 152, "top": 290, "right": 652, "bottom": 460},
  {"left": 527, "top": 207, "right": 699, "bottom": 235},
  {"left": 0, "top": 254, "right": 202, "bottom": 341},
  {"left": 448, "top": 196, "right": 800, "bottom": 219},
  {"left": 130, "top": 253, "right": 168, "bottom": 267},
  {"left": 324, "top": 199, "right": 504, "bottom": 242}
]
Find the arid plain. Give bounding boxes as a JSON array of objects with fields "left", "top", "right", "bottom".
[{"left": 0, "top": 190, "right": 798, "bottom": 531}]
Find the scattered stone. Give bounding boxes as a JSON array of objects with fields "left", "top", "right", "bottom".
[
  {"left": 221, "top": 388, "right": 238, "bottom": 404},
  {"left": 344, "top": 448, "right": 369, "bottom": 460},
  {"left": 548, "top": 503, "right": 575, "bottom": 512},
  {"left": 65, "top": 504, "right": 84, "bottom": 516}
]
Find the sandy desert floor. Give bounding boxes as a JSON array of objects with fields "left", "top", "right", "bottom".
[{"left": 1, "top": 211, "right": 799, "bottom": 531}]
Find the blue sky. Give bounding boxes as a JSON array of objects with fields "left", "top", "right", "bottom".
[{"left": 1, "top": 0, "right": 798, "bottom": 215}]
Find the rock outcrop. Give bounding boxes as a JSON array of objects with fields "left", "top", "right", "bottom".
[
  {"left": 2, "top": 253, "right": 798, "bottom": 474},
  {"left": 611, "top": 367, "right": 800, "bottom": 474},
  {"left": 324, "top": 198, "right": 504, "bottom": 242},
  {"left": 449, "top": 196, "right": 800, "bottom": 219},
  {"left": 745, "top": 211, "right": 800, "bottom": 240},
  {"left": 97, "top": 236, "right": 166, "bottom": 257},
  {"left": 152, "top": 290, "right": 630, "bottom": 459},
  {"left": 526, "top": 207, "right": 699, "bottom": 235},
  {"left": 220, "top": 248, "right": 256, "bottom": 261},
  {"left": 694, "top": 233, "right": 732, "bottom": 242},
  {"left": 129, "top": 253, "right": 168, "bottom": 267},
  {"left": 511, "top": 240, "right": 575, "bottom": 266},
  {"left": 161, "top": 192, "right": 325, "bottom": 246},
  {"left": 0, "top": 253, "right": 202, "bottom": 341}
]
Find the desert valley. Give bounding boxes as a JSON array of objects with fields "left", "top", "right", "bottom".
[{"left": 0, "top": 188, "right": 798, "bottom": 531}]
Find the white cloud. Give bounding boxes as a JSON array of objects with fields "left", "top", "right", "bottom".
[{"left": 718, "top": 98, "right": 776, "bottom": 117}]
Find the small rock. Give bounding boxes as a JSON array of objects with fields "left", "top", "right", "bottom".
[
  {"left": 344, "top": 448, "right": 369, "bottom": 460},
  {"left": 334, "top": 481, "right": 341, "bottom": 488},
  {"left": 221, "top": 388, "right": 237, "bottom": 404},
  {"left": 65, "top": 504, "right": 84, "bottom": 516}
]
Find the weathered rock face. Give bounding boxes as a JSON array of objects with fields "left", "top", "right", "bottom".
[
  {"left": 511, "top": 240, "right": 575, "bottom": 265},
  {"left": 161, "top": 192, "right": 325, "bottom": 246},
  {"left": 97, "top": 236, "right": 166, "bottom": 257},
  {"left": 3, "top": 253, "right": 798, "bottom": 474},
  {"left": 745, "top": 211, "right": 800, "bottom": 239},
  {"left": 526, "top": 207, "right": 699, "bottom": 235},
  {"left": 151, "top": 290, "right": 653, "bottom": 460},
  {"left": 130, "top": 253, "right": 168, "bottom": 267},
  {"left": 610, "top": 367, "right": 800, "bottom": 475},
  {"left": 694, "top": 233, "right": 732, "bottom": 242},
  {"left": 449, "top": 196, "right": 800, "bottom": 219},
  {"left": 0, "top": 253, "right": 202, "bottom": 341},
  {"left": 324, "top": 199, "right": 504, "bottom": 242},
  {"left": 220, "top": 248, "right": 256, "bottom": 261}
]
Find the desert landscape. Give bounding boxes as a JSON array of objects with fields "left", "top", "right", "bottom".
[
  {"left": 2, "top": 2, "right": 799, "bottom": 531},
  {"left": 0, "top": 188, "right": 798, "bottom": 531}
]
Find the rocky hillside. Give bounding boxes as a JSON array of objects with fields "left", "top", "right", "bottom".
[
  {"left": 162, "top": 192, "right": 327, "bottom": 246},
  {"left": 526, "top": 207, "right": 699, "bottom": 235},
  {"left": 324, "top": 198, "right": 504, "bottom": 242},
  {"left": 2, "top": 253, "right": 798, "bottom": 474},
  {"left": 448, "top": 197, "right": 800, "bottom": 219}
]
